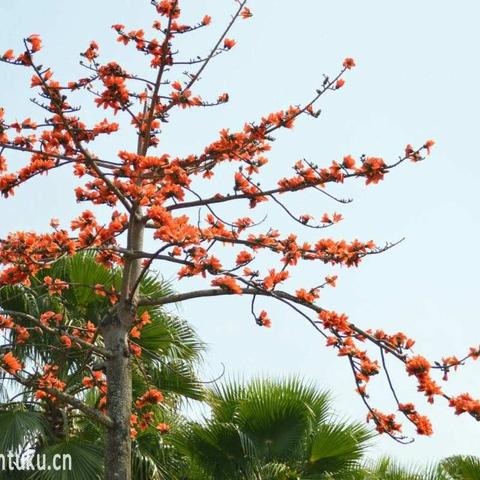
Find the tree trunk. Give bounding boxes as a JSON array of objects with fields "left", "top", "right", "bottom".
[
  {"left": 102, "top": 214, "right": 144, "bottom": 480},
  {"left": 103, "top": 323, "right": 132, "bottom": 480}
]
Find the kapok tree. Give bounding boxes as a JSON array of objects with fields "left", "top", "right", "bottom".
[{"left": 0, "top": 1, "right": 478, "bottom": 479}]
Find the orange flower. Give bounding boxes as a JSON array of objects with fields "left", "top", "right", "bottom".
[
  {"left": 367, "top": 409, "right": 402, "bottom": 435},
  {"left": 342, "top": 155, "right": 356, "bottom": 169},
  {"left": 224, "top": 38, "right": 236, "bottom": 49},
  {"left": 135, "top": 388, "right": 164, "bottom": 408},
  {"left": 27, "top": 34, "right": 42, "bottom": 53},
  {"left": 342, "top": 57, "right": 356, "bottom": 69},
  {"left": 236, "top": 251, "right": 253, "bottom": 265},
  {"left": 171, "top": 81, "right": 182, "bottom": 91},
  {"left": 299, "top": 214, "right": 313, "bottom": 224},
  {"left": 211, "top": 276, "right": 242, "bottom": 294},
  {"left": 15, "top": 326, "right": 30, "bottom": 344},
  {"left": 469, "top": 346, "right": 480, "bottom": 360},
  {"left": 44, "top": 276, "right": 69, "bottom": 295},
  {"left": 2, "top": 49, "right": 15, "bottom": 60},
  {"left": 325, "top": 275, "right": 337, "bottom": 287},
  {"left": 50, "top": 218, "right": 60, "bottom": 229},
  {"left": 417, "top": 375, "right": 442, "bottom": 403},
  {"left": 449, "top": 393, "right": 480, "bottom": 418},
  {"left": 40, "top": 311, "right": 63, "bottom": 326},
  {"left": 130, "top": 342, "right": 142, "bottom": 357},
  {"left": 398, "top": 402, "right": 416, "bottom": 414},
  {"left": 357, "top": 156, "right": 386, "bottom": 185},
  {"left": 94, "top": 284, "right": 107, "bottom": 297},
  {"left": 241, "top": 7, "right": 253, "bottom": 19},
  {"left": 139, "top": 311, "right": 151, "bottom": 327},
  {"left": 442, "top": 356, "right": 460, "bottom": 370},
  {"left": 335, "top": 79, "right": 345, "bottom": 89},
  {"left": 0, "top": 315, "right": 14, "bottom": 329},
  {"left": 60, "top": 335, "right": 72, "bottom": 348},
  {"left": 1, "top": 352, "right": 22, "bottom": 374},
  {"left": 82, "top": 376, "right": 95, "bottom": 388},
  {"left": 202, "top": 15, "right": 212, "bottom": 25},
  {"left": 405, "top": 356, "right": 430, "bottom": 376},
  {"left": 332, "top": 213, "right": 343, "bottom": 223},
  {"left": 257, "top": 310, "right": 271, "bottom": 328},
  {"left": 156, "top": 0, "right": 181, "bottom": 18},
  {"left": 130, "top": 326, "right": 141, "bottom": 339},
  {"left": 325, "top": 336, "right": 339, "bottom": 347},
  {"left": 424, "top": 139, "right": 435, "bottom": 155},
  {"left": 263, "top": 269, "right": 289, "bottom": 290},
  {"left": 321, "top": 213, "right": 332, "bottom": 223},
  {"left": 412, "top": 414, "right": 433, "bottom": 436},
  {"left": 35, "top": 390, "right": 48, "bottom": 400},
  {"left": 295, "top": 288, "right": 319, "bottom": 303},
  {"left": 156, "top": 422, "right": 170, "bottom": 434},
  {"left": 360, "top": 358, "right": 380, "bottom": 377}
]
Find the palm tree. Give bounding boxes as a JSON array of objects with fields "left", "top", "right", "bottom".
[
  {"left": 0, "top": 253, "right": 205, "bottom": 479},
  {"left": 358, "top": 455, "right": 480, "bottom": 480},
  {"left": 175, "top": 376, "right": 374, "bottom": 479},
  {"left": 358, "top": 457, "right": 444, "bottom": 480},
  {"left": 438, "top": 455, "right": 480, "bottom": 480}
]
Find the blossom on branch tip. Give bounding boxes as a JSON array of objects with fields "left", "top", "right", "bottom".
[
  {"left": 2, "top": 49, "right": 15, "bottom": 60},
  {"left": 257, "top": 310, "right": 271, "bottom": 328},
  {"left": 27, "top": 34, "right": 42, "bottom": 53},
  {"left": 224, "top": 38, "right": 236, "bottom": 50},
  {"left": 343, "top": 57, "right": 356, "bottom": 69},
  {"left": 241, "top": 7, "right": 253, "bottom": 19},
  {"left": 424, "top": 139, "right": 435, "bottom": 154}
]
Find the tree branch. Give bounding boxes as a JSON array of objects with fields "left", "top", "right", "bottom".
[
  {"left": 0, "top": 309, "right": 112, "bottom": 359},
  {"left": 137, "top": 286, "right": 406, "bottom": 361},
  {"left": 11, "top": 371, "right": 113, "bottom": 428}
]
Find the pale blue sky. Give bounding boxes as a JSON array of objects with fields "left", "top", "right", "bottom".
[{"left": 1, "top": 0, "right": 480, "bottom": 465}]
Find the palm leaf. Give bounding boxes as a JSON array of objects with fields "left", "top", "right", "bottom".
[
  {"left": 0, "top": 409, "right": 47, "bottom": 454},
  {"left": 234, "top": 377, "right": 330, "bottom": 461},
  {"left": 440, "top": 455, "right": 480, "bottom": 480},
  {"left": 304, "top": 421, "right": 373, "bottom": 476},
  {"left": 31, "top": 438, "right": 103, "bottom": 480}
]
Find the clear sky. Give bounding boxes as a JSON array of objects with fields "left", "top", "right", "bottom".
[{"left": 1, "top": 0, "right": 480, "bottom": 465}]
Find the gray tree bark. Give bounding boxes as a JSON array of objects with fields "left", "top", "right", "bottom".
[{"left": 101, "top": 214, "right": 144, "bottom": 480}]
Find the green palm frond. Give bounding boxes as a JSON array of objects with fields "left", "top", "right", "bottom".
[
  {"left": 138, "top": 313, "right": 204, "bottom": 362},
  {"left": 304, "top": 421, "right": 374, "bottom": 476},
  {"left": 208, "top": 378, "right": 246, "bottom": 423},
  {"left": 361, "top": 456, "right": 439, "bottom": 480},
  {"left": 181, "top": 377, "right": 370, "bottom": 479},
  {"left": 31, "top": 438, "right": 103, "bottom": 480},
  {"left": 148, "top": 359, "right": 205, "bottom": 401},
  {"left": 0, "top": 285, "right": 41, "bottom": 318},
  {"left": 0, "top": 409, "right": 47, "bottom": 455},
  {"left": 137, "top": 271, "right": 173, "bottom": 302},
  {"left": 179, "top": 421, "right": 254, "bottom": 479},
  {"left": 46, "top": 252, "right": 118, "bottom": 311},
  {"left": 440, "top": 455, "right": 480, "bottom": 480},
  {"left": 258, "top": 461, "right": 295, "bottom": 479},
  {"left": 232, "top": 377, "right": 330, "bottom": 461},
  {"left": 132, "top": 430, "right": 188, "bottom": 480}
]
